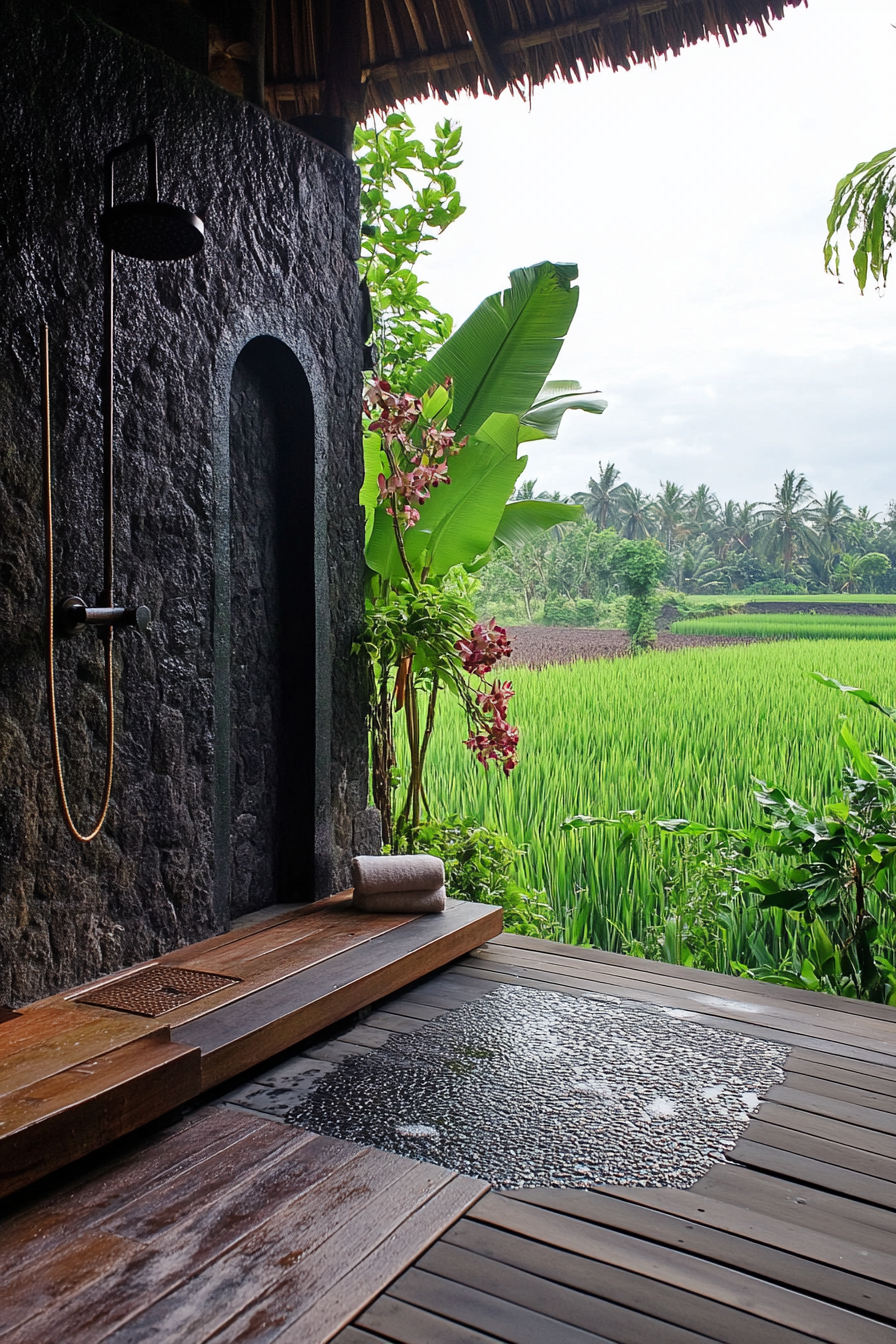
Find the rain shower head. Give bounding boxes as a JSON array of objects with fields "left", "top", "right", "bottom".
[
  {"left": 99, "top": 133, "right": 205, "bottom": 262},
  {"left": 99, "top": 201, "right": 205, "bottom": 261}
]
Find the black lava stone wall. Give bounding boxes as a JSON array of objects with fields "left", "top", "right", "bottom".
[{"left": 0, "top": 0, "right": 371, "bottom": 1004}]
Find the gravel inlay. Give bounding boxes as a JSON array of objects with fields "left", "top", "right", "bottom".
[{"left": 286, "top": 984, "right": 787, "bottom": 1189}]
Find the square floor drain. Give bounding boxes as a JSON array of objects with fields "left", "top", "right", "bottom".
[{"left": 76, "top": 966, "right": 241, "bottom": 1017}]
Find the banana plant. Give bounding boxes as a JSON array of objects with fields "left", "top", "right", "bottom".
[
  {"left": 360, "top": 262, "right": 607, "bottom": 840},
  {"left": 362, "top": 263, "right": 605, "bottom": 582}
]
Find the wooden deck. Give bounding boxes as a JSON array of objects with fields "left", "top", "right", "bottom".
[
  {"left": 337, "top": 936, "right": 896, "bottom": 1343},
  {"left": 0, "top": 895, "right": 501, "bottom": 1198},
  {"left": 1, "top": 932, "right": 895, "bottom": 1341}
]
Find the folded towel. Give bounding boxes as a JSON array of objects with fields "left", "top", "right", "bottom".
[
  {"left": 352, "top": 885, "right": 446, "bottom": 914},
  {"left": 352, "top": 853, "right": 445, "bottom": 895}
]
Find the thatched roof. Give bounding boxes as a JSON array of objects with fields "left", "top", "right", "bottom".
[{"left": 264, "top": 0, "right": 806, "bottom": 121}]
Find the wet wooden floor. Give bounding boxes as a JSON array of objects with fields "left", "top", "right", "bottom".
[{"left": 1, "top": 932, "right": 894, "bottom": 1342}]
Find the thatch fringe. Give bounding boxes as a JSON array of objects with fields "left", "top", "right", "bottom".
[{"left": 265, "top": 0, "right": 806, "bottom": 120}]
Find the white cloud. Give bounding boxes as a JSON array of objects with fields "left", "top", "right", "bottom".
[{"left": 386, "top": 0, "right": 896, "bottom": 505}]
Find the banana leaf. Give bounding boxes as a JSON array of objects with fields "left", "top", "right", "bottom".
[
  {"left": 493, "top": 499, "right": 585, "bottom": 550},
  {"left": 410, "top": 263, "right": 580, "bottom": 438},
  {"left": 365, "top": 413, "right": 527, "bottom": 581},
  {"left": 519, "top": 379, "right": 607, "bottom": 441}
]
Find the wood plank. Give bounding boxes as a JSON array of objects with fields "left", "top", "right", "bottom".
[
  {"left": 788, "top": 1045, "right": 896, "bottom": 1081},
  {"left": 0, "top": 1012, "right": 158, "bottom": 1099},
  {"left": 595, "top": 1183, "right": 896, "bottom": 1286},
  {"left": 730, "top": 1137, "right": 896, "bottom": 1209},
  {"left": 784, "top": 1055, "right": 896, "bottom": 1099},
  {"left": 494, "top": 933, "right": 896, "bottom": 1025},
  {"left": 172, "top": 901, "right": 502, "bottom": 1089},
  {"left": 354, "top": 1295, "right": 507, "bottom": 1343},
  {"left": 466, "top": 1192, "right": 869, "bottom": 1344},
  {"left": 781, "top": 1068, "right": 896, "bottom": 1112},
  {"left": 757, "top": 1101, "right": 896, "bottom": 1158},
  {"left": 468, "top": 946, "right": 896, "bottom": 1052},
  {"left": 163, "top": 908, "right": 429, "bottom": 1029},
  {"left": 507, "top": 1186, "right": 896, "bottom": 1319},
  {"left": 388, "top": 1267, "right": 615, "bottom": 1344},
  {"left": 0, "top": 1037, "right": 201, "bottom": 1200},
  {"left": 0, "top": 1132, "right": 367, "bottom": 1343},
  {"left": 742, "top": 1117, "right": 896, "bottom": 1183},
  {"left": 424, "top": 1234, "right": 721, "bottom": 1344},
  {"left": 765, "top": 1085, "right": 896, "bottom": 1136},
  {"left": 450, "top": 959, "right": 896, "bottom": 1066},
  {"left": 695, "top": 1163, "right": 896, "bottom": 1246},
  {"left": 0, "top": 1108, "right": 266, "bottom": 1273},
  {"left": 0, "top": 1228, "right": 141, "bottom": 1336},
  {"left": 99, "top": 1122, "right": 311, "bottom": 1243},
  {"left": 271, "top": 1175, "right": 488, "bottom": 1344},
  {"left": 473, "top": 944, "right": 896, "bottom": 1050},
  {"left": 100, "top": 1150, "right": 444, "bottom": 1343},
  {"left": 364, "top": 1010, "right": 429, "bottom": 1034}
]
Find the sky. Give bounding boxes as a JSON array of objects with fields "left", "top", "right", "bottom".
[{"left": 392, "top": 0, "right": 896, "bottom": 510}]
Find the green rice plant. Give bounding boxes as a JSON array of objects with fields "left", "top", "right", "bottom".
[
  {"left": 410, "top": 639, "right": 896, "bottom": 973},
  {"left": 671, "top": 615, "right": 896, "bottom": 640},
  {"left": 685, "top": 593, "right": 896, "bottom": 606}
]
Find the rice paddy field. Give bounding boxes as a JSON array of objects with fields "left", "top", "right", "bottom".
[
  {"left": 671, "top": 614, "right": 896, "bottom": 640},
  {"left": 418, "top": 638, "right": 896, "bottom": 974}
]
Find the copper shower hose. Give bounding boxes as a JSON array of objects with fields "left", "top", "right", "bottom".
[{"left": 41, "top": 323, "right": 115, "bottom": 842}]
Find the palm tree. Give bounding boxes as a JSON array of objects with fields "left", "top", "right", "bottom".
[
  {"left": 688, "top": 484, "right": 719, "bottom": 533},
  {"left": 833, "top": 552, "right": 864, "bottom": 593},
  {"left": 813, "top": 490, "right": 851, "bottom": 568},
  {"left": 653, "top": 481, "right": 688, "bottom": 551},
  {"left": 617, "top": 486, "right": 654, "bottom": 540},
  {"left": 573, "top": 462, "right": 628, "bottom": 530},
  {"left": 759, "top": 471, "right": 819, "bottom": 577}
]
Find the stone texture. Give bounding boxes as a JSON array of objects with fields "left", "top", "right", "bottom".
[{"left": 0, "top": 0, "right": 369, "bottom": 1003}]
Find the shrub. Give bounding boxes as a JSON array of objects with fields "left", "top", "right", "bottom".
[{"left": 391, "top": 814, "right": 557, "bottom": 937}]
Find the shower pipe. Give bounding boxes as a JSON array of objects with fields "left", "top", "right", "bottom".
[{"left": 42, "top": 135, "right": 204, "bottom": 842}]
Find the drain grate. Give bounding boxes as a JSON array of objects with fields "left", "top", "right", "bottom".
[{"left": 76, "top": 965, "right": 240, "bottom": 1017}]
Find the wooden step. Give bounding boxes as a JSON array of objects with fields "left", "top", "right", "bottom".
[
  {"left": 0, "top": 1033, "right": 201, "bottom": 1199},
  {"left": 0, "top": 898, "right": 501, "bottom": 1197}
]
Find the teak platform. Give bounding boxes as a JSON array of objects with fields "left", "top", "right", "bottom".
[
  {"left": 1, "top": 932, "right": 895, "bottom": 1341},
  {"left": 0, "top": 895, "right": 501, "bottom": 1198}
]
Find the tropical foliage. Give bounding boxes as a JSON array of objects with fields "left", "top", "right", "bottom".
[
  {"left": 360, "top": 263, "right": 601, "bottom": 838},
  {"left": 414, "top": 637, "right": 896, "bottom": 998},
  {"left": 824, "top": 146, "right": 896, "bottom": 293},
  {"left": 478, "top": 467, "right": 896, "bottom": 623},
  {"left": 355, "top": 113, "right": 465, "bottom": 384}
]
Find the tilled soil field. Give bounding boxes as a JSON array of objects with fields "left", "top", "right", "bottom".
[
  {"left": 742, "top": 602, "right": 896, "bottom": 616},
  {"left": 505, "top": 626, "right": 756, "bottom": 669}
]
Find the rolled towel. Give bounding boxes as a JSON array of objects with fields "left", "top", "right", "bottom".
[
  {"left": 352, "top": 885, "right": 446, "bottom": 914},
  {"left": 352, "top": 853, "right": 445, "bottom": 895}
]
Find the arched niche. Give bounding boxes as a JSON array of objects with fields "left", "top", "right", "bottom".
[{"left": 227, "top": 335, "right": 318, "bottom": 914}]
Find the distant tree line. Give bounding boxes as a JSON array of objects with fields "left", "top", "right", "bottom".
[{"left": 479, "top": 466, "right": 896, "bottom": 626}]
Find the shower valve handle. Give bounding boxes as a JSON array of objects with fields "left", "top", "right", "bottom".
[{"left": 59, "top": 596, "right": 151, "bottom": 636}]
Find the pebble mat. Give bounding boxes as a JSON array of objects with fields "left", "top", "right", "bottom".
[{"left": 286, "top": 984, "right": 788, "bottom": 1189}]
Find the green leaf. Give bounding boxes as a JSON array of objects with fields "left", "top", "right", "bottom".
[
  {"left": 493, "top": 500, "right": 584, "bottom": 550},
  {"left": 838, "top": 722, "right": 879, "bottom": 781},
  {"left": 364, "top": 414, "right": 526, "bottom": 580},
  {"left": 410, "top": 263, "right": 580, "bottom": 438},
  {"left": 520, "top": 381, "right": 608, "bottom": 440},
  {"left": 360, "top": 431, "right": 386, "bottom": 547}
]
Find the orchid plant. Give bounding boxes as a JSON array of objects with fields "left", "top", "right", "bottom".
[{"left": 360, "top": 263, "right": 605, "bottom": 841}]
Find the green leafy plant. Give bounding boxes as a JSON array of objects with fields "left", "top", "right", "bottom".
[
  {"left": 562, "top": 672, "right": 896, "bottom": 1002},
  {"left": 355, "top": 112, "right": 465, "bottom": 384},
  {"left": 613, "top": 538, "right": 667, "bottom": 651},
  {"left": 824, "top": 147, "right": 896, "bottom": 293},
  {"left": 391, "top": 814, "right": 557, "bottom": 937},
  {"left": 361, "top": 263, "right": 601, "bottom": 836}
]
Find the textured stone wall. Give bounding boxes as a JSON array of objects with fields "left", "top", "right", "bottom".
[{"left": 0, "top": 0, "right": 370, "bottom": 1004}]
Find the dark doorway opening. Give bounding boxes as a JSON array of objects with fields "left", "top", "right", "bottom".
[{"left": 228, "top": 336, "right": 316, "bottom": 915}]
